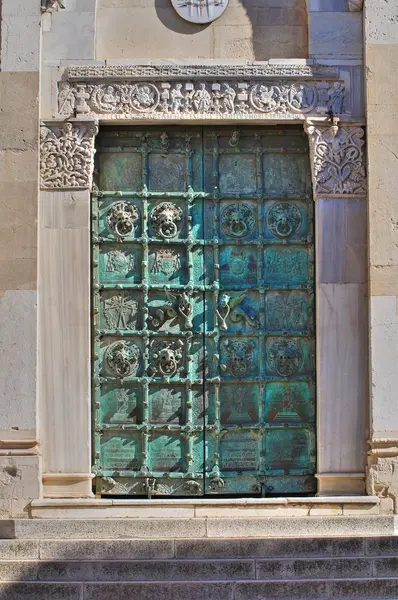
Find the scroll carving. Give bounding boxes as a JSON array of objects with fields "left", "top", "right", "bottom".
[
  {"left": 40, "top": 121, "right": 97, "bottom": 189},
  {"left": 305, "top": 121, "right": 366, "bottom": 196},
  {"left": 58, "top": 80, "right": 346, "bottom": 120}
]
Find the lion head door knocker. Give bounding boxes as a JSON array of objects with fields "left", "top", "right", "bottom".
[
  {"left": 150, "top": 202, "right": 183, "bottom": 239},
  {"left": 220, "top": 339, "right": 255, "bottom": 379},
  {"left": 216, "top": 292, "right": 258, "bottom": 331},
  {"left": 105, "top": 341, "right": 141, "bottom": 377},
  {"left": 149, "top": 339, "right": 184, "bottom": 377},
  {"left": 106, "top": 201, "right": 140, "bottom": 238},
  {"left": 268, "top": 339, "right": 303, "bottom": 377},
  {"left": 221, "top": 203, "right": 255, "bottom": 239},
  {"left": 267, "top": 203, "right": 301, "bottom": 239}
]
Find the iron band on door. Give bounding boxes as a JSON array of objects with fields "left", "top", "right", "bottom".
[{"left": 92, "top": 126, "right": 316, "bottom": 497}]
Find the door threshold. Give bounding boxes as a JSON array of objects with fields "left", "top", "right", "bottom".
[{"left": 30, "top": 495, "right": 380, "bottom": 519}]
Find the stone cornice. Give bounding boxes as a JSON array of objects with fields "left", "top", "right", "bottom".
[{"left": 67, "top": 63, "right": 339, "bottom": 81}]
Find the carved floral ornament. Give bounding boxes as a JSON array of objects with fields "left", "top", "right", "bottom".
[{"left": 305, "top": 120, "right": 366, "bottom": 196}]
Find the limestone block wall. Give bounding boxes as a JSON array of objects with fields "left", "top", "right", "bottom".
[
  {"left": 0, "top": 0, "right": 41, "bottom": 516},
  {"left": 96, "top": 0, "right": 308, "bottom": 61},
  {"left": 365, "top": 0, "right": 398, "bottom": 513}
]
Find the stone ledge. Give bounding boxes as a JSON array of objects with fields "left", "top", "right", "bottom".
[
  {"left": 29, "top": 496, "right": 380, "bottom": 519},
  {"left": 0, "top": 516, "right": 397, "bottom": 540}
]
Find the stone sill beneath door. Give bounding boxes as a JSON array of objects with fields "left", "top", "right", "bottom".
[{"left": 30, "top": 496, "right": 380, "bottom": 519}]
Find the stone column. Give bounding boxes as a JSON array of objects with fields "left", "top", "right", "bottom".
[
  {"left": 305, "top": 119, "right": 368, "bottom": 496},
  {"left": 39, "top": 120, "right": 97, "bottom": 497},
  {"left": 365, "top": 0, "right": 398, "bottom": 513}
]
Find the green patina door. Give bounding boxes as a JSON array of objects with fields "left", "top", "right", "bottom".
[{"left": 92, "top": 126, "right": 316, "bottom": 497}]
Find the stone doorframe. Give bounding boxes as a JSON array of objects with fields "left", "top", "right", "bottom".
[{"left": 38, "top": 63, "right": 368, "bottom": 500}]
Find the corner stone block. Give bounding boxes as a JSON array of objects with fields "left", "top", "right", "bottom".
[{"left": 0, "top": 456, "right": 41, "bottom": 518}]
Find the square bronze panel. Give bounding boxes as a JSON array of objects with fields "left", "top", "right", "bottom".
[
  {"left": 101, "top": 432, "right": 143, "bottom": 472},
  {"left": 264, "top": 428, "right": 315, "bottom": 472},
  {"left": 263, "top": 199, "right": 311, "bottom": 243},
  {"left": 99, "top": 197, "right": 142, "bottom": 242},
  {"left": 219, "top": 431, "right": 260, "bottom": 472},
  {"left": 265, "top": 337, "right": 315, "bottom": 378},
  {"left": 99, "top": 384, "right": 143, "bottom": 425},
  {"left": 99, "top": 291, "right": 143, "bottom": 332},
  {"left": 148, "top": 153, "right": 188, "bottom": 192},
  {"left": 147, "top": 289, "right": 204, "bottom": 333},
  {"left": 219, "top": 336, "right": 259, "bottom": 380},
  {"left": 264, "top": 291, "right": 313, "bottom": 336},
  {"left": 100, "top": 336, "right": 145, "bottom": 379},
  {"left": 264, "top": 246, "right": 312, "bottom": 288},
  {"left": 219, "top": 200, "right": 258, "bottom": 242},
  {"left": 218, "top": 384, "right": 260, "bottom": 425},
  {"left": 263, "top": 153, "right": 311, "bottom": 198},
  {"left": 264, "top": 381, "right": 315, "bottom": 425},
  {"left": 218, "top": 154, "right": 258, "bottom": 195},
  {"left": 148, "top": 245, "right": 188, "bottom": 286},
  {"left": 220, "top": 245, "right": 258, "bottom": 288},
  {"left": 148, "top": 433, "right": 204, "bottom": 473},
  {"left": 149, "top": 385, "right": 186, "bottom": 425},
  {"left": 99, "top": 244, "right": 143, "bottom": 284},
  {"left": 98, "top": 152, "right": 143, "bottom": 192}
]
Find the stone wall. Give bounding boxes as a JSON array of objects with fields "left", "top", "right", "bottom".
[
  {"left": 96, "top": 0, "right": 308, "bottom": 61},
  {"left": 365, "top": 0, "right": 398, "bottom": 513},
  {"left": 0, "top": 0, "right": 41, "bottom": 517}
]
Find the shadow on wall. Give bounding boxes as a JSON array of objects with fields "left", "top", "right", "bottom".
[{"left": 154, "top": 0, "right": 308, "bottom": 60}]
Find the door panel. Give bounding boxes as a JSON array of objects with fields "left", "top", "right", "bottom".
[
  {"left": 202, "top": 128, "right": 315, "bottom": 496},
  {"left": 93, "top": 126, "right": 316, "bottom": 497}
]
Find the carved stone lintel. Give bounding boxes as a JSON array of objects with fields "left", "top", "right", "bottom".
[
  {"left": 348, "top": 0, "right": 364, "bottom": 11},
  {"left": 367, "top": 441, "right": 398, "bottom": 513},
  {"left": 41, "top": 0, "right": 66, "bottom": 12},
  {"left": 58, "top": 79, "right": 346, "bottom": 120},
  {"left": 304, "top": 119, "right": 366, "bottom": 196},
  {"left": 40, "top": 121, "right": 98, "bottom": 190}
]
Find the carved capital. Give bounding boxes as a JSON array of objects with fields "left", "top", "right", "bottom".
[
  {"left": 304, "top": 120, "right": 366, "bottom": 197},
  {"left": 40, "top": 120, "right": 98, "bottom": 190},
  {"left": 41, "top": 0, "right": 66, "bottom": 12},
  {"left": 367, "top": 440, "right": 398, "bottom": 513}
]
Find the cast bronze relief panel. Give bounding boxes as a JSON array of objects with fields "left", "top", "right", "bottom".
[{"left": 93, "top": 126, "right": 315, "bottom": 497}]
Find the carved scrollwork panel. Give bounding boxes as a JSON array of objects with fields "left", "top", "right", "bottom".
[{"left": 40, "top": 121, "right": 97, "bottom": 189}]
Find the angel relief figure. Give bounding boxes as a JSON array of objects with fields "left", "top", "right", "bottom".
[{"left": 58, "top": 82, "right": 75, "bottom": 115}]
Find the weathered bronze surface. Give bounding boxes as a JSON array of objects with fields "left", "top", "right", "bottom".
[{"left": 92, "top": 126, "right": 316, "bottom": 497}]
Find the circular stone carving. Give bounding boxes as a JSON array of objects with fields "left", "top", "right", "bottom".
[
  {"left": 106, "top": 201, "right": 140, "bottom": 237},
  {"left": 221, "top": 203, "right": 255, "bottom": 238},
  {"left": 267, "top": 203, "right": 302, "bottom": 238},
  {"left": 171, "top": 0, "right": 229, "bottom": 24},
  {"left": 268, "top": 340, "right": 303, "bottom": 377},
  {"left": 150, "top": 202, "right": 183, "bottom": 239},
  {"left": 287, "top": 83, "right": 317, "bottom": 113}
]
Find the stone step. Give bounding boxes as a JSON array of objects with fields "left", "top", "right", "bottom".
[
  {"left": 0, "top": 516, "right": 395, "bottom": 539},
  {"left": 2, "top": 536, "right": 398, "bottom": 561},
  {"left": 1, "top": 536, "right": 398, "bottom": 561},
  {"left": 1, "top": 556, "right": 398, "bottom": 582},
  {"left": 2, "top": 579, "right": 398, "bottom": 600}
]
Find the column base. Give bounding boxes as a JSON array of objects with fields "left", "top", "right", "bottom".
[
  {"left": 316, "top": 473, "right": 365, "bottom": 496},
  {"left": 43, "top": 473, "right": 95, "bottom": 498}
]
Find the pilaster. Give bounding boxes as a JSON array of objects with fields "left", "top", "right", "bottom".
[{"left": 305, "top": 119, "right": 368, "bottom": 496}]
